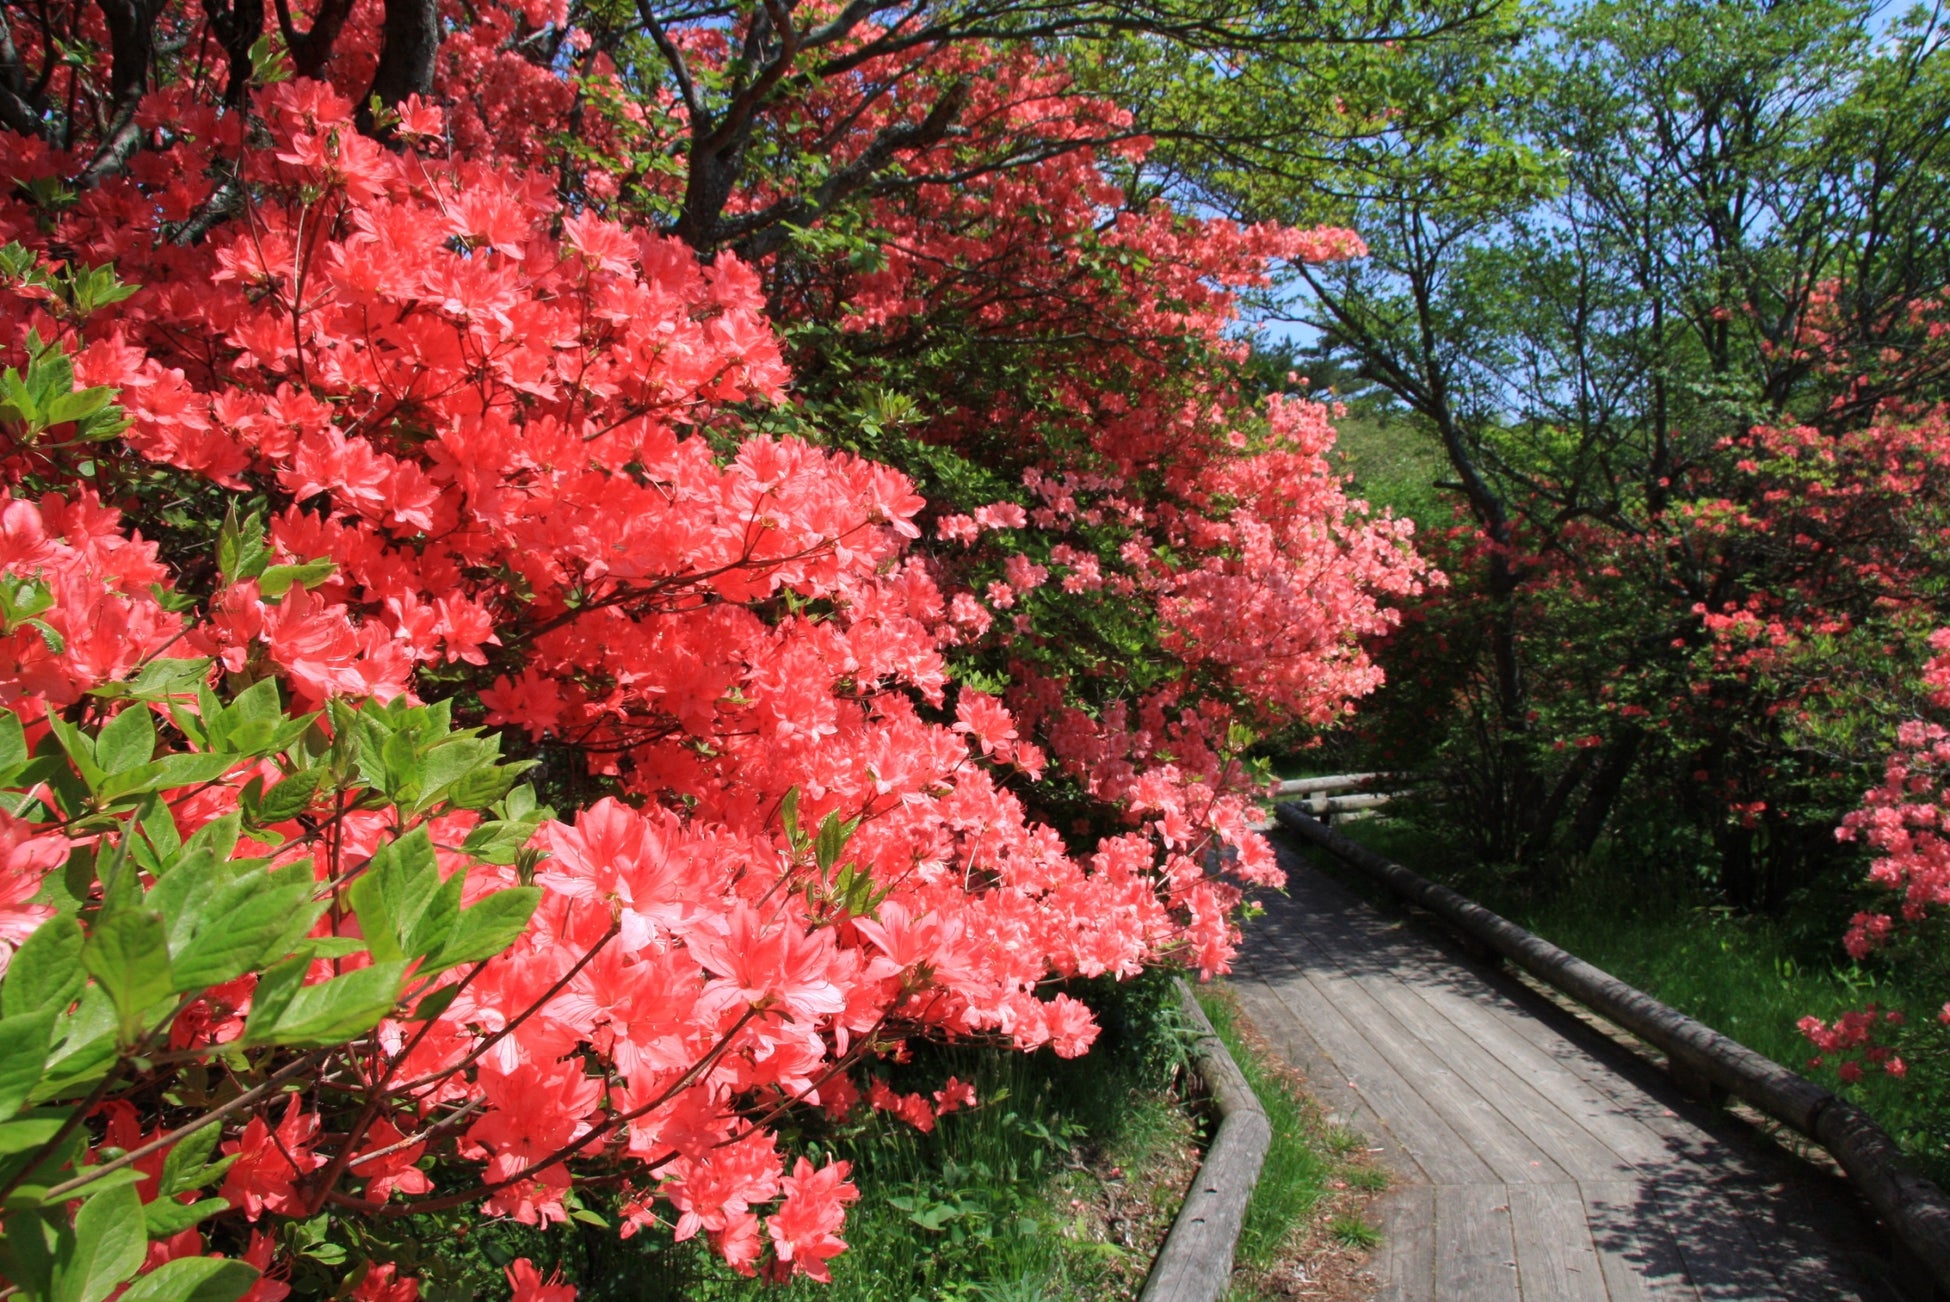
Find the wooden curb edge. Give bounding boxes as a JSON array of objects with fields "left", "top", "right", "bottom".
[
  {"left": 1137, "top": 978, "right": 1273, "bottom": 1302},
  {"left": 1275, "top": 803, "right": 1950, "bottom": 1300}
]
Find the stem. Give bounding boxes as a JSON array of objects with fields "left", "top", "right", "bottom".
[
  {"left": 388, "top": 917, "right": 619, "bottom": 1095},
  {"left": 39, "top": 1051, "right": 325, "bottom": 1203},
  {"left": 372, "top": 1006, "right": 760, "bottom": 1217}
]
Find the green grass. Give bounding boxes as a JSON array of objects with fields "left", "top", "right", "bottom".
[
  {"left": 1491, "top": 891, "right": 1948, "bottom": 1178},
  {"left": 1329, "top": 1212, "right": 1382, "bottom": 1251},
  {"left": 1192, "top": 987, "right": 1339, "bottom": 1275},
  {"left": 665, "top": 1047, "right": 1183, "bottom": 1302}
]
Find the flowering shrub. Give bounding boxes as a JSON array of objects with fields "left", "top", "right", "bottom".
[
  {"left": 1800, "top": 665, "right": 1950, "bottom": 1085},
  {"left": 0, "top": 0, "right": 1433, "bottom": 1293}
]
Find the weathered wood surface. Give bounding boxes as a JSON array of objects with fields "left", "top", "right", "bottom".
[
  {"left": 1276, "top": 805, "right": 1950, "bottom": 1296},
  {"left": 1138, "top": 980, "right": 1272, "bottom": 1302},
  {"left": 1234, "top": 835, "right": 1898, "bottom": 1300},
  {"left": 1276, "top": 773, "right": 1394, "bottom": 795}
]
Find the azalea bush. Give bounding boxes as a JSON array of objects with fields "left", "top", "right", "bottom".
[
  {"left": 0, "top": 0, "right": 1430, "bottom": 1296},
  {"left": 1798, "top": 633, "right": 1950, "bottom": 1095}
]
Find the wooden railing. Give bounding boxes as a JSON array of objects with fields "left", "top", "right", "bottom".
[
  {"left": 1137, "top": 981, "right": 1270, "bottom": 1302},
  {"left": 1273, "top": 803, "right": 1950, "bottom": 1299},
  {"left": 1271, "top": 773, "right": 1408, "bottom": 821}
]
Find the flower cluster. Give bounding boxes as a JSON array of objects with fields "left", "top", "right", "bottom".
[{"left": 0, "top": 4, "right": 1428, "bottom": 1296}]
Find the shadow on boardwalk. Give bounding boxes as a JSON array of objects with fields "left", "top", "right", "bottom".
[{"left": 1233, "top": 834, "right": 1900, "bottom": 1301}]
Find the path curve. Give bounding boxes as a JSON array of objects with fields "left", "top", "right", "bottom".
[{"left": 1234, "top": 834, "right": 1898, "bottom": 1300}]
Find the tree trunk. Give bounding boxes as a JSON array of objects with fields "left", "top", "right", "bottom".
[
  {"left": 359, "top": 0, "right": 437, "bottom": 134},
  {"left": 1570, "top": 726, "right": 1642, "bottom": 857},
  {"left": 77, "top": 0, "right": 160, "bottom": 185}
]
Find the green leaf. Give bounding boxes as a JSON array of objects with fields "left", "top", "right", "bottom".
[
  {"left": 36, "top": 985, "right": 117, "bottom": 1098},
  {"left": 402, "top": 869, "right": 464, "bottom": 964},
  {"left": 133, "top": 798, "right": 182, "bottom": 876},
  {"left": 460, "top": 820, "right": 537, "bottom": 866},
  {"left": 0, "top": 1205, "right": 62, "bottom": 1295},
  {"left": 781, "top": 786, "right": 806, "bottom": 854},
  {"left": 97, "top": 752, "right": 242, "bottom": 803},
  {"left": 55, "top": 1180, "right": 145, "bottom": 1302},
  {"left": 182, "top": 813, "right": 242, "bottom": 870},
  {"left": 45, "top": 714, "right": 102, "bottom": 792},
  {"left": 408, "top": 982, "right": 460, "bottom": 1022},
  {"left": 379, "top": 730, "right": 421, "bottom": 804},
  {"left": 215, "top": 508, "right": 267, "bottom": 586},
  {"left": 443, "top": 760, "right": 518, "bottom": 812},
  {"left": 0, "top": 1113, "right": 69, "bottom": 1154},
  {"left": 256, "top": 559, "right": 335, "bottom": 599},
  {"left": 243, "top": 961, "right": 406, "bottom": 1048},
  {"left": 168, "top": 862, "right": 320, "bottom": 991},
  {"left": 3, "top": 913, "right": 85, "bottom": 1017},
  {"left": 141, "top": 1195, "right": 228, "bottom": 1238},
  {"left": 348, "top": 828, "right": 441, "bottom": 965},
  {"left": 159, "top": 1119, "right": 232, "bottom": 1197},
  {"left": 88, "top": 659, "right": 212, "bottom": 704},
  {"left": 0, "top": 1009, "right": 55, "bottom": 1121},
  {"left": 427, "top": 887, "right": 539, "bottom": 969},
  {"left": 293, "top": 936, "right": 365, "bottom": 960},
  {"left": 81, "top": 907, "right": 173, "bottom": 1043},
  {"left": 23, "top": 618, "right": 65, "bottom": 654},
  {"left": 116, "top": 1256, "right": 258, "bottom": 1302},
  {"left": 0, "top": 709, "right": 29, "bottom": 784},
  {"left": 238, "top": 955, "right": 305, "bottom": 1045},
  {"left": 418, "top": 733, "right": 498, "bottom": 795},
  {"left": 244, "top": 767, "right": 326, "bottom": 826},
  {"left": 814, "top": 812, "right": 856, "bottom": 874},
  {"left": 118, "top": 1255, "right": 259, "bottom": 1294},
  {"left": 0, "top": 573, "right": 55, "bottom": 628},
  {"left": 94, "top": 707, "right": 156, "bottom": 774}
]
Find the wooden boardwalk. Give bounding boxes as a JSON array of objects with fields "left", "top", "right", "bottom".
[{"left": 1233, "top": 836, "right": 1898, "bottom": 1300}]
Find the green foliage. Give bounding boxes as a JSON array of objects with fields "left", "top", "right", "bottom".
[
  {"left": 0, "top": 666, "right": 548, "bottom": 1300},
  {"left": 0, "top": 331, "right": 129, "bottom": 450},
  {"left": 1328, "top": 1211, "right": 1381, "bottom": 1250},
  {"left": 1270, "top": 0, "right": 1950, "bottom": 903},
  {"left": 1329, "top": 411, "right": 1453, "bottom": 531}
]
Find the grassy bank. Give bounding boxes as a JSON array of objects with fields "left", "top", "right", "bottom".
[
  {"left": 1194, "top": 984, "right": 1389, "bottom": 1300},
  {"left": 1312, "top": 818, "right": 1950, "bottom": 1186}
]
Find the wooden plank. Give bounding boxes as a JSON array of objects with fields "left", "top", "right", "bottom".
[
  {"left": 1645, "top": 1178, "right": 1792, "bottom": 1301},
  {"left": 1238, "top": 852, "right": 1885, "bottom": 1299},
  {"left": 1273, "top": 919, "right": 1585, "bottom": 1185},
  {"left": 1434, "top": 1183, "right": 1521, "bottom": 1300},
  {"left": 1226, "top": 972, "right": 1413, "bottom": 1176},
  {"left": 1265, "top": 844, "right": 1760, "bottom": 1187},
  {"left": 1276, "top": 810, "right": 1950, "bottom": 1300},
  {"left": 1277, "top": 772, "right": 1388, "bottom": 795},
  {"left": 1376, "top": 1183, "right": 1436, "bottom": 1302},
  {"left": 1138, "top": 983, "right": 1271, "bottom": 1302},
  {"left": 1507, "top": 1183, "right": 1607, "bottom": 1301},
  {"left": 1271, "top": 930, "right": 1563, "bottom": 1185},
  {"left": 1276, "top": 809, "right": 1835, "bottom": 1131},
  {"left": 1580, "top": 1181, "right": 1700, "bottom": 1300},
  {"left": 1256, "top": 892, "right": 1592, "bottom": 1186},
  {"left": 1230, "top": 952, "right": 1493, "bottom": 1186},
  {"left": 1473, "top": 986, "right": 1767, "bottom": 1189},
  {"left": 1705, "top": 1176, "right": 1873, "bottom": 1301},
  {"left": 1279, "top": 882, "right": 1640, "bottom": 1184}
]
